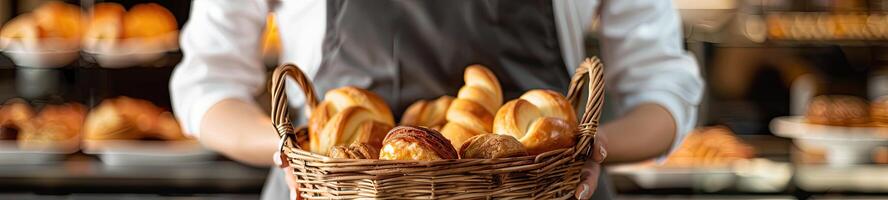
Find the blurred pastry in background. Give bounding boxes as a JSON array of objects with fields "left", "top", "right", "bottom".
[
  {"left": 84, "top": 96, "right": 185, "bottom": 141},
  {"left": 84, "top": 3, "right": 126, "bottom": 40},
  {"left": 261, "top": 13, "right": 281, "bottom": 61},
  {"left": 0, "top": 99, "right": 36, "bottom": 140},
  {"left": 123, "top": 3, "right": 177, "bottom": 39},
  {"left": 663, "top": 126, "right": 755, "bottom": 167},
  {"left": 872, "top": 96, "right": 888, "bottom": 127},
  {"left": 401, "top": 96, "right": 453, "bottom": 130},
  {"left": 805, "top": 95, "right": 871, "bottom": 126},
  {"left": 0, "top": 1, "right": 82, "bottom": 42},
  {"left": 874, "top": 147, "right": 888, "bottom": 164},
  {"left": 18, "top": 103, "right": 86, "bottom": 149}
]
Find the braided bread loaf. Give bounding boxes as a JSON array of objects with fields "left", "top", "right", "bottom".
[
  {"left": 439, "top": 65, "right": 503, "bottom": 148},
  {"left": 308, "top": 87, "right": 395, "bottom": 155},
  {"left": 493, "top": 90, "right": 577, "bottom": 155}
]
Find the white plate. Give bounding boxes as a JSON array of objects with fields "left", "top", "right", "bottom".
[
  {"left": 82, "top": 140, "right": 216, "bottom": 166},
  {"left": 770, "top": 116, "right": 888, "bottom": 165},
  {"left": 0, "top": 37, "right": 79, "bottom": 68},
  {"left": 0, "top": 140, "right": 78, "bottom": 165},
  {"left": 609, "top": 159, "right": 791, "bottom": 193},
  {"left": 796, "top": 164, "right": 888, "bottom": 193},
  {"left": 82, "top": 31, "right": 179, "bottom": 68},
  {"left": 609, "top": 162, "right": 737, "bottom": 192}
]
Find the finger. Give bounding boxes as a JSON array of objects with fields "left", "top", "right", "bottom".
[
  {"left": 592, "top": 134, "right": 607, "bottom": 163},
  {"left": 575, "top": 161, "right": 601, "bottom": 199},
  {"left": 284, "top": 167, "right": 301, "bottom": 200}
]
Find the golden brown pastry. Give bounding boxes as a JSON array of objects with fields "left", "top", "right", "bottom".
[
  {"left": 872, "top": 96, "right": 888, "bottom": 127},
  {"left": 806, "top": 95, "right": 870, "bottom": 126},
  {"left": 663, "top": 126, "right": 755, "bottom": 167},
  {"left": 0, "top": 99, "right": 36, "bottom": 140},
  {"left": 123, "top": 3, "right": 177, "bottom": 38},
  {"left": 84, "top": 3, "right": 126, "bottom": 40},
  {"left": 400, "top": 96, "right": 454, "bottom": 130},
  {"left": 308, "top": 87, "right": 395, "bottom": 155},
  {"left": 32, "top": 1, "right": 82, "bottom": 39},
  {"left": 84, "top": 96, "right": 185, "bottom": 140},
  {"left": 379, "top": 126, "right": 458, "bottom": 161},
  {"left": 458, "top": 134, "right": 527, "bottom": 159},
  {"left": 18, "top": 103, "right": 86, "bottom": 149},
  {"left": 1, "top": 1, "right": 81, "bottom": 41},
  {"left": 440, "top": 65, "right": 502, "bottom": 149},
  {"left": 493, "top": 90, "right": 577, "bottom": 155},
  {"left": 329, "top": 143, "right": 380, "bottom": 159}
]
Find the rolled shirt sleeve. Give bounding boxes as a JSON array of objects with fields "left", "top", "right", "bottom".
[
  {"left": 598, "top": 0, "right": 705, "bottom": 158},
  {"left": 169, "top": 0, "right": 270, "bottom": 138}
]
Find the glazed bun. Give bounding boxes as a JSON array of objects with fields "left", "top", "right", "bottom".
[
  {"left": 458, "top": 134, "right": 527, "bottom": 159},
  {"left": 85, "top": 3, "right": 126, "bottom": 40},
  {"left": 440, "top": 65, "right": 503, "bottom": 149},
  {"left": 379, "top": 126, "right": 458, "bottom": 161},
  {"left": 123, "top": 3, "right": 177, "bottom": 38},
  {"left": 308, "top": 87, "right": 395, "bottom": 155},
  {"left": 0, "top": 14, "right": 41, "bottom": 40},
  {"left": 400, "top": 96, "right": 454, "bottom": 130},
  {"left": 494, "top": 90, "right": 577, "bottom": 155},
  {"left": 806, "top": 95, "right": 870, "bottom": 126}
]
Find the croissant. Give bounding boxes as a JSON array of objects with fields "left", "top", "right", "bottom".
[
  {"left": 308, "top": 87, "right": 395, "bottom": 155},
  {"left": 400, "top": 96, "right": 454, "bottom": 130},
  {"left": 329, "top": 143, "right": 380, "bottom": 159},
  {"left": 494, "top": 90, "right": 577, "bottom": 155},
  {"left": 440, "top": 65, "right": 503, "bottom": 149},
  {"left": 379, "top": 126, "right": 458, "bottom": 161}
]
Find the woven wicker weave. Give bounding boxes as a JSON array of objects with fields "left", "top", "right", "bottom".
[{"left": 269, "top": 57, "right": 605, "bottom": 199}]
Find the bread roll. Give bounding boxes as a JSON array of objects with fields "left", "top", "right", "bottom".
[
  {"left": 85, "top": 3, "right": 126, "bottom": 40},
  {"left": 494, "top": 90, "right": 577, "bottom": 155},
  {"left": 379, "top": 126, "right": 458, "bottom": 160},
  {"left": 32, "top": 1, "right": 82, "bottom": 39},
  {"left": 806, "top": 95, "right": 870, "bottom": 126},
  {"left": 458, "top": 134, "right": 527, "bottom": 159},
  {"left": 440, "top": 65, "right": 502, "bottom": 149},
  {"left": 400, "top": 96, "right": 453, "bottom": 130},
  {"left": 124, "top": 3, "right": 177, "bottom": 38},
  {"left": 308, "top": 87, "right": 395, "bottom": 155}
]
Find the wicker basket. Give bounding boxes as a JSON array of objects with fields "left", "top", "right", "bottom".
[{"left": 269, "top": 57, "right": 605, "bottom": 199}]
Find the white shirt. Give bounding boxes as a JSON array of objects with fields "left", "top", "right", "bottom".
[{"left": 170, "top": 0, "right": 704, "bottom": 156}]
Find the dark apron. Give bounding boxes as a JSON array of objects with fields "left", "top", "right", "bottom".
[{"left": 263, "top": 0, "right": 613, "bottom": 199}]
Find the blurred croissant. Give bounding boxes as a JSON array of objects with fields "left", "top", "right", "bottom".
[
  {"left": 400, "top": 96, "right": 453, "bottom": 130},
  {"left": 84, "top": 97, "right": 185, "bottom": 140},
  {"left": 440, "top": 65, "right": 503, "bottom": 148},
  {"left": 308, "top": 87, "right": 395, "bottom": 155},
  {"left": 494, "top": 90, "right": 577, "bottom": 155}
]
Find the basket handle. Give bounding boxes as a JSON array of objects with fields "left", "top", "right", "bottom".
[
  {"left": 270, "top": 64, "right": 320, "bottom": 145},
  {"left": 565, "top": 57, "right": 605, "bottom": 158}
]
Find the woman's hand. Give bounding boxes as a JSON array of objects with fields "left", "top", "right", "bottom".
[
  {"left": 284, "top": 167, "right": 301, "bottom": 200},
  {"left": 575, "top": 132, "right": 607, "bottom": 199}
]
